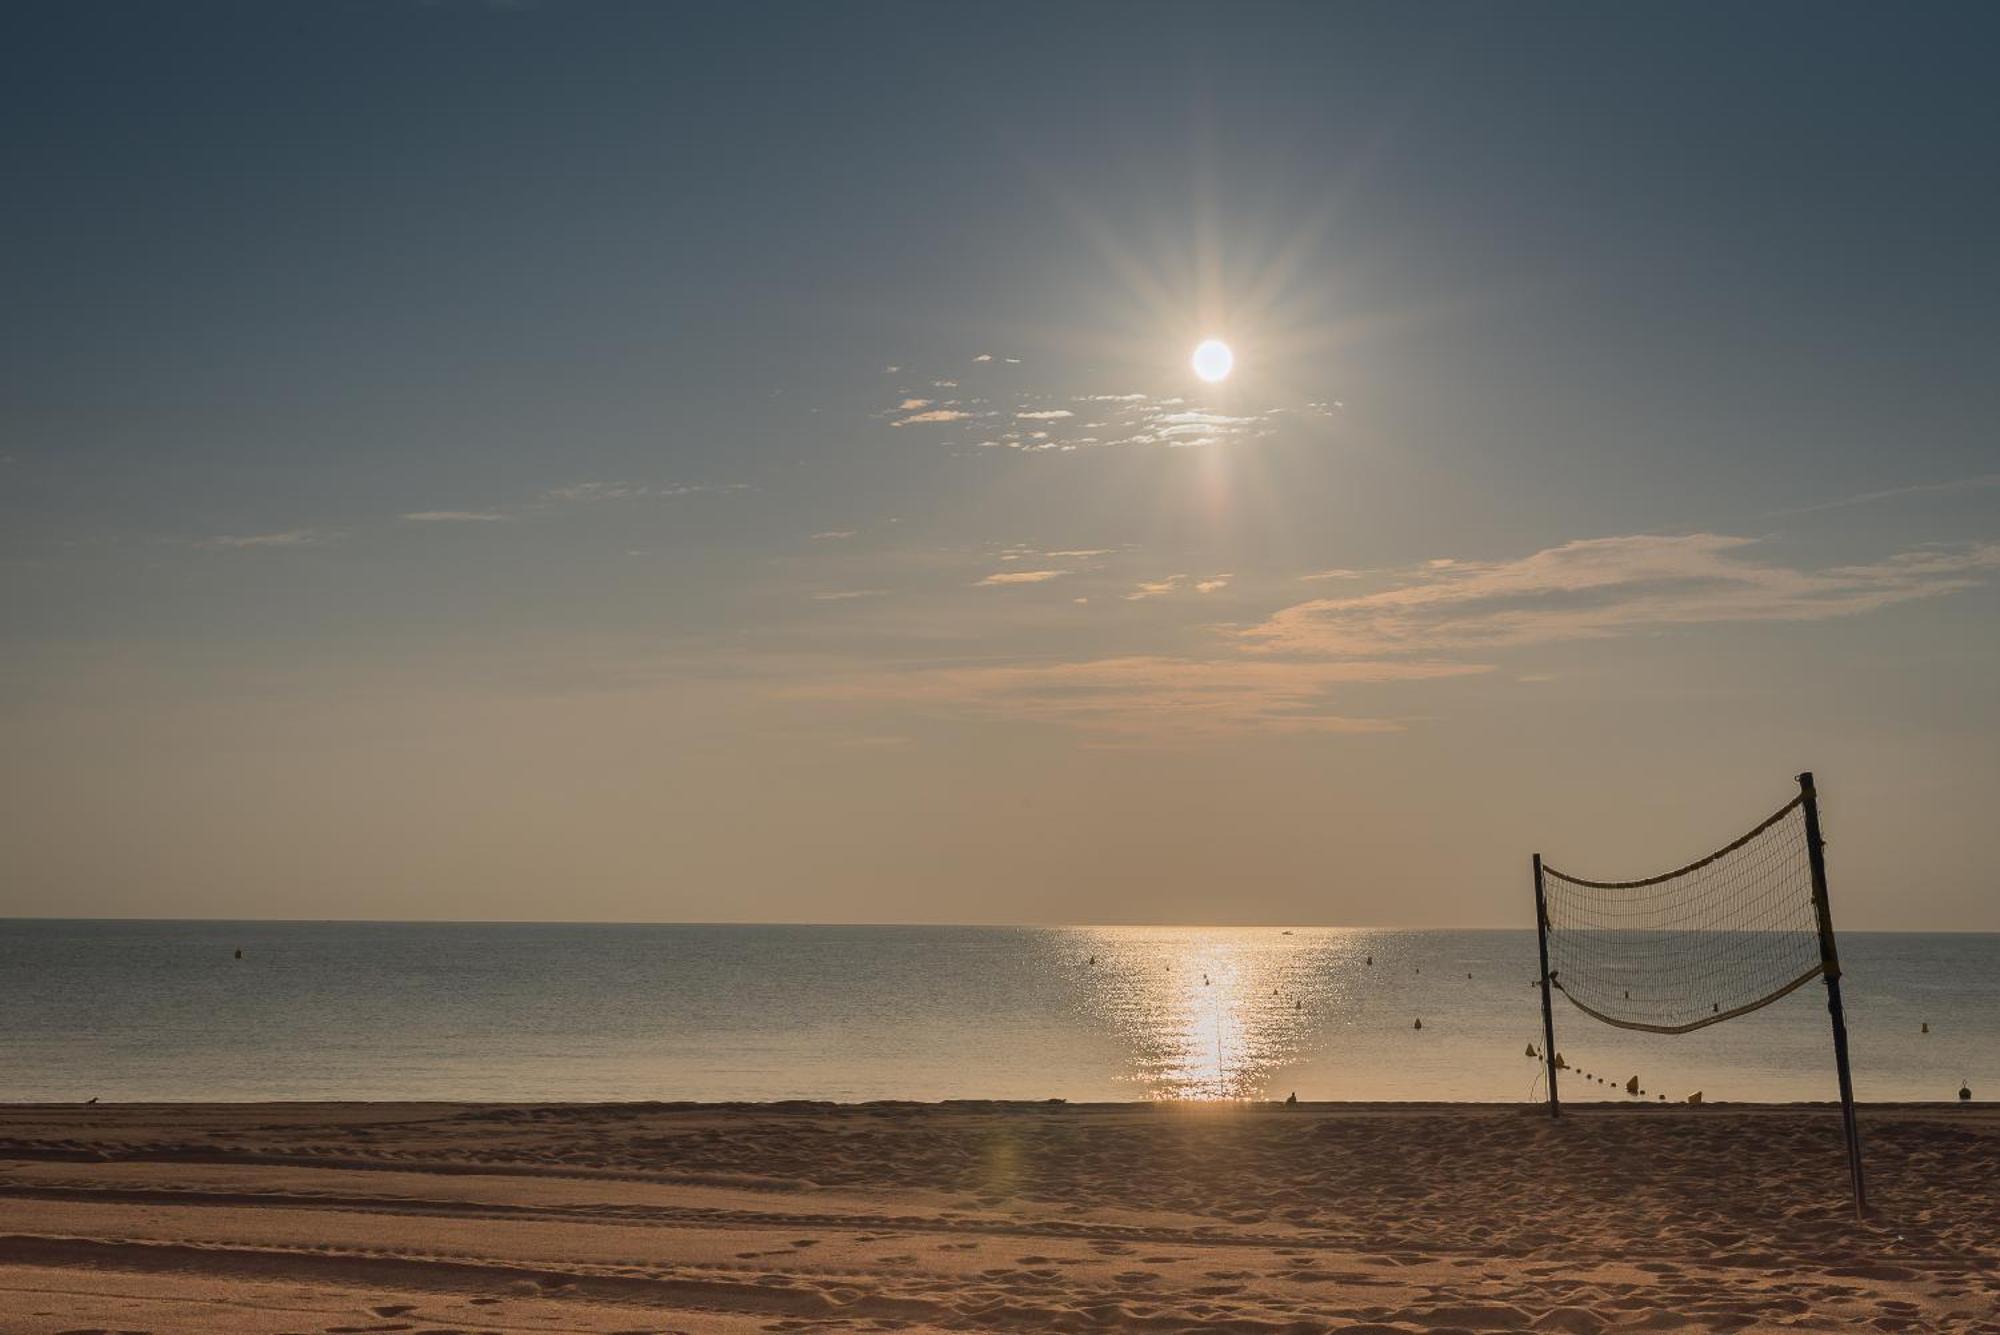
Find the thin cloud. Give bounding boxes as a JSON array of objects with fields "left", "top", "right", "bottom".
[
  {"left": 1016, "top": 409, "right": 1074, "bottom": 421},
  {"left": 402, "top": 510, "right": 510, "bottom": 523},
  {"left": 811, "top": 530, "right": 857, "bottom": 541},
  {"left": 545, "top": 481, "right": 744, "bottom": 502},
  {"left": 892, "top": 408, "right": 973, "bottom": 426},
  {"left": 1125, "top": 575, "right": 1186, "bottom": 600},
  {"left": 812, "top": 589, "right": 889, "bottom": 601},
  {"left": 798, "top": 656, "right": 1487, "bottom": 742},
  {"left": 896, "top": 398, "right": 931, "bottom": 411},
  {"left": 976, "top": 569, "right": 1068, "bottom": 586},
  {"left": 1243, "top": 534, "right": 2000, "bottom": 658},
  {"left": 202, "top": 529, "right": 331, "bottom": 549},
  {"left": 1768, "top": 472, "right": 2000, "bottom": 517},
  {"left": 1196, "top": 575, "right": 1233, "bottom": 593}
]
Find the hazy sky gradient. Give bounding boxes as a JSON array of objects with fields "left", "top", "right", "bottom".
[{"left": 5, "top": 1, "right": 1997, "bottom": 927}]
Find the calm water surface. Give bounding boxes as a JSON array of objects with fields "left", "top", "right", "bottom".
[{"left": 1, "top": 922, "right": 1991, "bottom": 1103}]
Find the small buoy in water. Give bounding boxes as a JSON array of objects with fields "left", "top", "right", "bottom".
[
  {"left": 1658, "top": 1093, "right": 1666, "bottom": 1101},
  {"left": 1526, "top": 1043, "right": 1538, "bottom": 1058},
  {"left": 1626, "top": 1076, "right": 1639, "bottom": 1096},
  {"left": 1624, "top": 990, "right": 1629, "bottom": 999},
  {"left": 1467, "top": 972, "right": 1472, "bottom": 980},
  {"left": 234, "top": 948, "right": 242, "bottom": 959},
  {"left": 1365, "top": 955, "right": 1372, "bottom": 966},
  {"left": 1687, "top": 1091, "right": 1704, "bottom": 1106},
  {"left": 1295, "top": 999, "right": 1302, "bottom": 1010},
  {"left": 1961, "top": 1082, "right": 1972, "bottom": 1101},
  {"left": 1554, "top": 1053, "right": 1567, "bottom": 1070},
  {"left": 1087, "top": 954, "right": 1096, "bottom": 966},
  {"left": 1713, "top": 1001, "right": 1720, "bottom": 1013},
  {"left": 1921, "top": 1021, "right": 1928, "bottom": 1034},
  {"left": 1413, "top": 1017, "right": 1423, "bottom": 1030},
  {"left": 1285, "top": 1091, "right": 1298, "bottom": 1106}
]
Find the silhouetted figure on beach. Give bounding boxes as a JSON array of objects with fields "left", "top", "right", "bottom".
[{"left": 1285, "top": 1091, "right": 1297, "bottom": 1106}]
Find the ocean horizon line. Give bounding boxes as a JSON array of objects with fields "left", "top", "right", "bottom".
[{"left": 4, "top": 915, "right": 1995, "bottom": 934}]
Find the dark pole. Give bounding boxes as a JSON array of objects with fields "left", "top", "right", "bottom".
[
  {"left": 1533, "top": 853, "right": 1560, "bottom": 1119},
  {"left": 1799, "top": 771, "right": 1866, "bottom": 1218}
]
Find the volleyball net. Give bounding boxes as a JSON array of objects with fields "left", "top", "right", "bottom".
[
  {"left": 1540, "top": 794, "right": 1825, "bottom": 1035},
  {"left": 1530, "top": 772, "right": 1866, "bottom": 1215}
]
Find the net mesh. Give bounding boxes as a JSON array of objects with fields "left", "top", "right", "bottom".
[{"left": 1540, "top": 796, "right": 1825, "bottom": 1035}]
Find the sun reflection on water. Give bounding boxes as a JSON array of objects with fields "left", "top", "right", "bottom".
[{"left": 1057, "top": 926, "right": 1368, "bottom": 1100}]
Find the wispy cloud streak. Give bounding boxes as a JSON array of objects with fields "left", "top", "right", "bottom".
[
  {"left": 798, "top": 656, "right": 1486, "bottom": 741},
  {"left": 1246, "top": 534, "right": 2000, "bottom": 657},
  {"left": 201, "top": 529, "right": 332, "bottom": 549},
  {"left": 977, "top": 569, "right": 1068, "bottom": 586},
  {"left": 1768, "top": 473, "right": 2000, "bottom": 517}
]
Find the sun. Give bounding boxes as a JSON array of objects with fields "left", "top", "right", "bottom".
[{"left": 1191, "top": 338, "right": 1234, "bottom": 383}]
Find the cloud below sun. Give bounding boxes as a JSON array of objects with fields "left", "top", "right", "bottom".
[{"left": 800, "top": 533, "right": 1999, "bottom": 744}]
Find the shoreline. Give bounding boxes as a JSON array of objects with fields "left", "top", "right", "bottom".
[{"left": 2, "top": 1097, "right": 1988, "bottom": 1110}]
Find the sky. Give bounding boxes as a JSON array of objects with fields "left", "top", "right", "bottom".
[{"left": 3, "top": 1, "right": 1997, "bottom": 929}]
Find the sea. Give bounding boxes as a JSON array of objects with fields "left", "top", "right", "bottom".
[{"left": 1, "top": 921, "right": 1992, "bottom": 1105}]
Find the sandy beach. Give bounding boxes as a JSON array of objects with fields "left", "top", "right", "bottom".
[{"left": 0, "top": 1102, "right": 1993, "bottom": 1334}]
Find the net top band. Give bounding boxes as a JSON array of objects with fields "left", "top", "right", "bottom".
[{"left": 1540, "top": 794, "right": 1806, "bottom": 891}]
